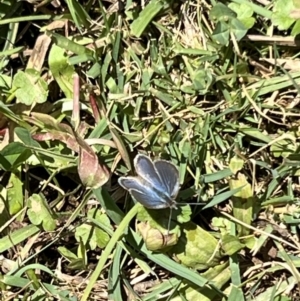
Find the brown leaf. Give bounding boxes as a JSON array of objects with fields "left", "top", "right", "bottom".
[
  {"left": 32, "top": 131, "right": 80, "bottom": 153},
  {"left": 77, "top": 136, "right": 110, "bottom": 188},
  {"left": 29, "top": 112, "right": 110, "bottom": 188},
  {"left": 27, "top": 34, "right": 52, "bottom": 71}
]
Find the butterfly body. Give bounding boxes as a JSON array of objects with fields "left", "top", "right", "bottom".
[{"left": 118, "top": 154, "right": 180, "bottom": 209}]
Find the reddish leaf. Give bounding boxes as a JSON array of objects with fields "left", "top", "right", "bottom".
[
  {"left": 29, "top": 112, "right": 110, "bottom": 188},
  {"left": 77, "top": 134, "right": 110, "bottom": 188}
]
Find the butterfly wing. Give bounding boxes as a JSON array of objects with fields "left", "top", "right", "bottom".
[
  {"left": 118, "top": 176, "right": 172, "bottom": 209},
  {"left": 134, "top": 154, "right": 165, "bottom": 192},
  {"left": 154, "top": 160, "right": 180, "bottom": 199}
]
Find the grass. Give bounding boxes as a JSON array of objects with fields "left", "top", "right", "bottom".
[{"left": 1, "top": 0, "right": 300, "bottom": 300}]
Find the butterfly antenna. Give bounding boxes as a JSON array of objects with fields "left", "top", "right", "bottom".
[
  {"left": 167, "top": 207, "right": 172, "bottom": 236},
  {"left": 177, "top": 202, "right": 206, "bottom": 206}
]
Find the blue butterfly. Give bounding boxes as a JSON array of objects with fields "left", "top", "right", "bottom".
[{"left": 118, "top": 154, "right": 180, "bottom": 209}]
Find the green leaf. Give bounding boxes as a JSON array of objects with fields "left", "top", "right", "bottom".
[
  {"left": 130, "top": 0, "right": 165, "bottom": 37},
  {"left": 203, "top": 186, "right": 245, "bottom": 210},
  {"left": 292, "top": 19, "right": 300, "bottom": 35},
  {"left": 229, "top": 156, "right": 244, "bottom": 174},
  {"left": 27, "top": 194, "right": 56, "bottom": 231},
  {"left": 75, "top": 208, "right": 111, "bottom": 250},
  {"left": 202, "top": 168, "right": 233, "bottom": 183},
  {"left": 212, "top": 217, "right": 233, "bottom": 235},
  {"left": 0, "top": 185, "right": 9, "bottom": 226},
  {"left": 212, "top": 21, "right": 230, "bottom": 45},
  {"left": 210, "top": 3, "right": 237, "bottom": 21},
  {"left": 48, "top": 44, "right": 75, "bottom": 99},
  {"left": 67, "top": 257, "right": 86, "bottom": 270},
  {"left": 12, "top": 69, "right": 48, "bottom": 105},
  {"left": 108, "top": 245, "right": 123, "bottom": 301},
  {"left": 191, "top": 69, "right": 214, "bottom": 93},
  {"left": 47, "top": 31, "right": 94, "bottom": 56},
  {"left": 57, "top": 245, "right": 86, "bottom": 270},
  {"left": 65, "top": 0, "right": 91, "bottom": 29},
  {"left": 57, "top": 246, "right": 78, "bottom": 261},
  {"left": 229, "top": 174, "right": 254, "bottom": 236},
  {"left": 7, "top": 172, "right": 23, "bottom": 215},
  {"left": 137, "top": 204, "right": 192, "bottom": 236},
  {"left": 230, "top": 18, "right": 248, "bottom": 41},
  {"left": 0, "top": 74, "right": 12, "bottom": 92},
  {"left": 172, "top": 263, "right": 230, "bottom": 301},
  {"left": 0, "top": 152, "right": 11, "bottom": 170},
  {"left": 0, "top": 224, "right": 40, "bottom": 253},
  {"left": 228, "top": 3, "right": 255, "bottom": 29},
  {"left": 272, "top": 0, "right": 296, "bottom": 30},
  {"left": 221, "top": 234, "right": 245, "bottom": 256},
  {"left": 0, "top": 101, "right": 27, "bottom": 126},
  {"left": 15, "top": 127, "right": 41, "bottom": 148},
  {"left": 270, "top": 139, "right": 295, "bottom": 158},
  {"left": 172, "top": 223, "right": 223, "bottom": 270},
  {"left": 0, "top": 142, "right": 31, "bottom": 170}
]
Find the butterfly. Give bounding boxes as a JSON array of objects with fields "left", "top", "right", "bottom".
[{"left": 118, "top": 154, "right": 180, "bottom": 209}]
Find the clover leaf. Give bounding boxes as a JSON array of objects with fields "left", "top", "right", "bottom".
[
  {"left": 27, "top": 194, "right": 56, "bottom": 231},
  {"left": 13, "top": 69, "right": 48, "bottom": 105}
]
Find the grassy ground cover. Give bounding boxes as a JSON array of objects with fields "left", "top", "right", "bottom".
[{"left": 1, "top": 0, "right": 300, "bottom": 300}]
